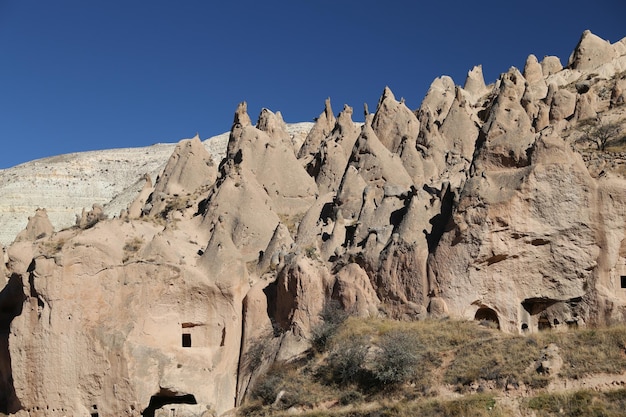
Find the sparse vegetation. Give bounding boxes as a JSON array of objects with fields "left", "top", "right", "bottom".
[
  {"left": 445, "top": 334, "right": 546, "bottom": 389},
  {"left": 323, "top": 334, "right": 369, "bottom": 385},
  {"left": 162, "top": 196, "right": 188, "bottom": 218},
  {"left": 304, "top": 245, "right": 319, "bottom": 260},
  {"left": 576, "top": 117, "right": 623, "bottom": 151},
  {"left": 370, "top": 330, "right": 421, "bottom": 386},
  {"left": 526, "top": 389, "right": 626, "bottom": 417},
  {"left": 122, "top": 236, "right": 144, "bottom": 262},
  {"left": 250, "top": 363, "right": 334, "bottom": 412},
  {"left": 241, "top": 318, "right": 626, "bottom": 417},
  {"left": 538, "top": 325, "right": 626, "bottom": 379},
  {"left": 311, "top": 300, "right": 349, "bottom": 352},
  {"left": 76, "top": 205, "right": 107, "bottom": 229},
  {"left": 278, "top": 212, "right": 306, "bottom": 237},
  {"left": 243, "top": 334, "right": 270, "bottom": 375},
  {"left": 41, "top": 237, "right": 67, "bottom": 255},
  {"left": 123, "top": 236, "right": 143, "bottom": 253}
]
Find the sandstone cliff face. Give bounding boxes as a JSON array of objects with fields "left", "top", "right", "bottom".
[{"left": 1, "top": 31, "right": 626, "bottom": 416}]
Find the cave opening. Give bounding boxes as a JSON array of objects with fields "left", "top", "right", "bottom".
[
  {"left": 474, "top": 307, "right": 500, "bottom": 329},
  {"left": 538, "top": 315, "right": 552, "bottom": 331},
  {"left": 141, "top": 392, "right": 197, "bottom": 417}
]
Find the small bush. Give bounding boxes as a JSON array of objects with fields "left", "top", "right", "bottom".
[
  {"left": 76, "top": 205, "right": 107, "bottom": 229},
  {"left": 278, "top": 212, "right": 305, "bottom": 237},
  {"left": 122, "top": 237, "right": 144, "bottom": 262},
  {"left": 371, "top": 330, "right": 420, "bottom": 386},
  {"left": 123, "top": 237, "right": 143, "bottom": 252},
  {"left": 163, "top": 197, "right": 187, "bottom": 215},
  {"left": 243, "top": 335, "right": 269, "bottom": 374},
  {"left": 445, "top": 335, "right": 542, "bottom": 388},
  {"left": 311, "top": 300, "right": 349, "bottom": 352},
  {"left": 325, "top": 335, "right": 370, "bottom": 385},
  {"left": 251, "top": 363, "right": 334, "bottom": 411},
  {"left": 252, "top": 370, "right": 283, "bottom": 405},
  {"left": 339, "top": 389, "right": 364, "bottom": 405},
  {"left": 304, "top": 245, "right": 319, "bottom": 260},
  {"left": 42, "top": 237, "right": 67, "bottom": 254}
]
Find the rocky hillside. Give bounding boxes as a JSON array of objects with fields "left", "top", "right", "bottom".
[
  {"left": 0, "top": 124, "right": 313, "bottom": 246},
  {"left": 0, "top": 30, "right": 625, "bottom": 417}
]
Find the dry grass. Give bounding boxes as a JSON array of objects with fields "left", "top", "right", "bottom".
[
  {"left": 247, "top": 363, "right": 337, "bottom": 414},
  {"left": 526, "top": 388, "right": 626, "bottom": 417},
  {"left": 536, "top": 325, "right": 626, "bottom": 379},
  {"left": 242, "top": 393, "right": 508, "bottom": 417},
  {"left": 40, "top": 237, "right": 67, "bottom": 255},
  {"left": 445, "top": 331, "right": 559, "bottom": 389},
  {"left": 240, "top": 318, "right": 626, "bottom": 417},
  {"left": 278, "top": 212, "right": 305, "bottom": 237}
]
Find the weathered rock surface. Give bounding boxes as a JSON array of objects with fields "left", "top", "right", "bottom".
[
  {"left": 1, "top": 30, "right": 626, "bottom": 417},
  {"left": 0, "top": 123, "right": 313, "bottom": 247}
]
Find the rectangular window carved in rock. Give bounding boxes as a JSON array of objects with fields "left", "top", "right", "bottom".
[
  {"left": 182, "top": 333, "right": 191, "bottom": 347},
  {"left": 621, "top": 276, "right": 626, "bottom": 288}
]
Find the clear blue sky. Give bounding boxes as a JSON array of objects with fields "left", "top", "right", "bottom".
[{"left": 0, "top": 0, "right": 624, "bottom": 169}]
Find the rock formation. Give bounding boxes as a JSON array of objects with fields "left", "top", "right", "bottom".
[
  {"left": 0, "top": 124, "right": 313, "bottom": 247},
  {"left": 1, "top": 30, "right": 626, "bottom": 416}
]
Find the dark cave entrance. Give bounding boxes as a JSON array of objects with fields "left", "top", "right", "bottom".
[
  {"left": 538, "top": 315, "right": 552, "bottom": 331},
  {"left": 522, "top": 297, "right": 560, "bottom": 332},
  {"left": 141, "top": 390, "right": 197, "bottom": 417},
  {"left": 474, "top": 307, "right": 500, "bottom": 329}
]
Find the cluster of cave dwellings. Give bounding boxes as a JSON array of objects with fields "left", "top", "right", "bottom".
[{"left": 473, "top": 298, "right": 585, "bottom": 333}]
